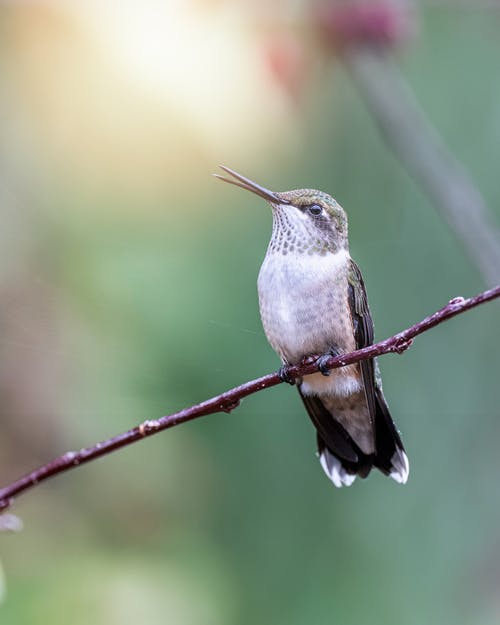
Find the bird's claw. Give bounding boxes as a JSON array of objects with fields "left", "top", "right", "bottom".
[
  {"left": 316, "top": 355, "right": 332, "bottom": 376},
  {"left": 278, "top": 364, "right": 296, "bottom": 385},
  {"left": 316, "top": 347, "right": 343, "bottom": 377}
]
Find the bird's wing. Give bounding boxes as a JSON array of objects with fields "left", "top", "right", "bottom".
[
  {"left": 348, "top": 259, "right": 408, "bottom": 479},
  {"left": 347, "top": 259, "right": 377, "bottom": 427}
]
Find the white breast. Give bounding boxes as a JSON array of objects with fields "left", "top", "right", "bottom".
[{"left": 257, "top": 249, "right": 353, "bottom": 364}]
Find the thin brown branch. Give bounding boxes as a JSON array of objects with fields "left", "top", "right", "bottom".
[
  {"left": 0, "top": 286, "right": 498, "bottom": 516},
  {"left": 343, "top": 49, "right": 500, "bottom": 287}
]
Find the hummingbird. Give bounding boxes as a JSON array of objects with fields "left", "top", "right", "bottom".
[{"left": 214, "top": 166, "right": 409, "bottom": 488}]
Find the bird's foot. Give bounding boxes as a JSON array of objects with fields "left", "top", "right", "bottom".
[
  {"left": 278, "top": 364, "right": 296, "bottom": 385},
  {"left": 316, "top": 347, "right": 344, "bottom": 377}
]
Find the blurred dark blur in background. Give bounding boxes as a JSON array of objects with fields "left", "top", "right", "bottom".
[{"left": 0, "top": 1, "right": 499, "bottom": 623}]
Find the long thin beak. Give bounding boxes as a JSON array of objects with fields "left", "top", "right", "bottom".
[{"left": 213, "top": 165, "right": 288, "bottom": 204}]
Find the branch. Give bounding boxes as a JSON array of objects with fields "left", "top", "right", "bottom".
[
  {"left": 343, "top": 49, "right": 500, "bottom": 287},
  {"left": 317, "top": 4, "right": 500, "bottom": 286},
  {"left": 0, "top": 286, "right": 498, "bottom": 516}
]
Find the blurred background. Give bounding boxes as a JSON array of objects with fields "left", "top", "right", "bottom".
[{"left": 0, "top": 1, "right": 499, "bottom": 623}]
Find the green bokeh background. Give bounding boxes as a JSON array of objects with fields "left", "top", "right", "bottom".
[{"left": 1, "top": 3, "right": 499, "bottom": 624}]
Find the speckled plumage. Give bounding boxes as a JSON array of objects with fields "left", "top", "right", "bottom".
[
  {"left": 257, "top": 200, "right": 373, "bottom": 455},
  {"left": 215, "top": 167, "right": 408, "bottom": 487}
]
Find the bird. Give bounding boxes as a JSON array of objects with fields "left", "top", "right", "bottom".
[{"left": 214, "top": 166, "right": 409, "bottom": 488}]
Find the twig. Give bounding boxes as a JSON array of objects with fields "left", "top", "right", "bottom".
[
  {"left": 0, "top": 286, "right": 498, "bottom": 515},
  {"left": 343, "top": 49, "right": 500, "bottom": 287}
]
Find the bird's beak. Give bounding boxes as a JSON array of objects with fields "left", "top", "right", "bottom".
[{"left": 213, "top": 166, "right": 288, "bottom": 204}]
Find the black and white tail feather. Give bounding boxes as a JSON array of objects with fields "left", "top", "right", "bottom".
[{"left": 301, "top": 387, "right": 409, "bottom": 488}]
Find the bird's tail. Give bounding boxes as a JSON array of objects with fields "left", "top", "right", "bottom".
[{"left": 300, "top": 388, "right": 409, "bottom": 488}]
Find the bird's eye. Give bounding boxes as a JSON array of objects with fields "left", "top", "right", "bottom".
[{"left": 308, "top": 204, "right": 322, "bottom": 216}]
